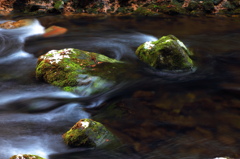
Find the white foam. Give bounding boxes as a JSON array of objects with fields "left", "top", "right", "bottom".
[
  {"left": 16, "top": 19, "right": 45, "bottom": 42},
  {"left": 81, "top": 121, "right": 90, "bottom": 128},
  {"left": 137, "top": 33, "right": 158, "bottom": 42},
  {"left": 0, "top": 19, "right": 45, "bottom": 61},
  {"left": 144, "top": 41, "right": 155, "bottom": 49},
  {"left": 1, "top": 135, "right": 56, "bottom": 159}
]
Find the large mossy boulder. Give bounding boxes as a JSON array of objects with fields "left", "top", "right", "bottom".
[
  {"left": 36, "top": 48, "right": 125, "bottom": 95},
  {"left": 135, "top": 35, "right": 194, "bottom": 71},
  {"left": 10, "top": 154, "right": 45, "bottom": 159},
  {"left": 62, "top": 119, "right": 117, "bottom": 148}
]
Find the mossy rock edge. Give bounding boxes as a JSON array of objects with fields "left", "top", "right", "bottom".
[
  {"left": 36, "top": 48, "right": 124, "bottom": 95},
  {"left": 62, "top": 118, "right": 118, "bottom": 148},
  {"left": 135, "top": 35, "right": 194, "bottom": 72}
]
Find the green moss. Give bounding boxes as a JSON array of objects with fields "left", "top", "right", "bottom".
[
  {"left": 158, "top": 4, "right": 186, "bottom": 15},
  {"left": 10, "top": 154, "right": 45, "bottom": 159},
  {"left": 63, "top": 127, "right": 96, "bottom": 147},
  {"left": 135, "top": 35, "right": 194, "bottom": 71},
  {"left": 36, "top": 48, "right": 126, "bottom": 95},
  {"left": 144, "top": 3, "right": 187, "bottom": 15},
  {"left": 133, "top": 7, "right": 159, "bottom": 16},
  {"left": 116, "top": 7, "right": 133, "bottom": 14},
  {"left": 203, "top": 0, "right": 215, "bottom": 13},
  {"left": 54, "top": 0, "right": 64, "bottom": 9},
  {"left": 62, "top": 119, "right": 116, "bottom": 147},
  {"left": 63, "top": 86, "right": 75, "bottom": 92},
  {"left": 232, "top": 8, "right": 240, "bottom": 14}
]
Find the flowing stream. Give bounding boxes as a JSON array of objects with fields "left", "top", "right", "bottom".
[{"left": 1, "top": 15, "right": 240, "bottom": 159}]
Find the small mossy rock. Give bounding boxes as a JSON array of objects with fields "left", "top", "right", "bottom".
[
  {"left": 10, "top": 154, "right": 45, "bottom": 159},
  {"left": 36, "top": 48, "right": 124, "bottom": 95},
  {"left": 135, "top": 35, "right": 194, "bottom": 71},
  {"left": 62, "top": 119, "right": 117, "bottom": 148},
  {"left": 0, "top": 19, "right": 33, "bottom": 29}
]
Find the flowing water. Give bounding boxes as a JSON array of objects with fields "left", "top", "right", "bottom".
[{"left": 1, "top": 15, "right": 240, "bottom": 159}]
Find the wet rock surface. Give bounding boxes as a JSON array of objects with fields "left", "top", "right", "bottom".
[
  {"left": 35, "top": 48, "right": 132, "bottom": 95},
  {"left": 136, "top": 35, "right": 194, "bottom": 71}
]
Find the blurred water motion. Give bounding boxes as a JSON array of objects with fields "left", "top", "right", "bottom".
[{"left": 0, "top": 16, "right": 240, "bottom": 159}]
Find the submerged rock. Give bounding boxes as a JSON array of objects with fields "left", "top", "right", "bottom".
[
  {"left": 135, "top": 35, "right": 194, "bottom": 71},
  {"left": 0, "top": 19, "right": 32, "bottom": 29},
  {"left": 36, "top": 48, "right": 126, "bottom": 95},
  {"left": 43, "top": 25, "right": 67, "bottom": 38},
  {"left": 62, "top": 118, "right": 117, "bottom": 148},
  {"left": 10, "top": 154, "right": 45, "bottom": 159}
]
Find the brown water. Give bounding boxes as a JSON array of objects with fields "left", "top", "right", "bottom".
[{"left": 0, "top": 15, "right": 240, "bottom": 159}]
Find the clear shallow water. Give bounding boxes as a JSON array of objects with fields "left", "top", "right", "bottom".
[{"left": 0, "top": 16, "right": 240, "bottom": 159}]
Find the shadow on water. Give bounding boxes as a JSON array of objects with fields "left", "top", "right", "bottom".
[{"left": 1, "top": 16, "right": 240, "bottom": 159}]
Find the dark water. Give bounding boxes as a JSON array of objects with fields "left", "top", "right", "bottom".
[{"left": 1, "top": 15, "right": 240, "bottom": 159}]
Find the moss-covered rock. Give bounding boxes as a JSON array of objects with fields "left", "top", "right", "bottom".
[
  {"left": 62, "top": 118, "right": 117, "bottom": 148},
  {"left": 10, "top": 154, "right": 45, "bottom": 159},
  {"left": 135, "top": 35, "right": 194, "bottom": 71},
  {"left": 203, "top": 0, "right": 215, "bottom": 13},
  {"left": 36, "top": 48, "right": 126, "bottom": 95}
]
